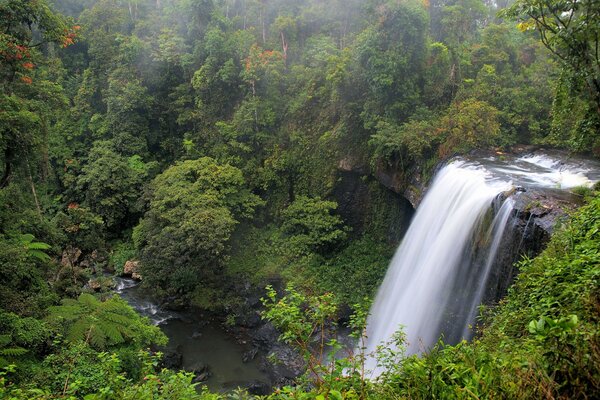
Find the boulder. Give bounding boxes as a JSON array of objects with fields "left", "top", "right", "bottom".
[
  {"left": 87, "top": 279, "right": 102, "bottom": 292},
  {"left": 162, "top": 348, "right": 183, "bottom": 369},
  {"left": 123, "top": 260, "right": 142, "bottom": 280},
  {"left": 192, "top": 371, "right": 211, "bottom": 383},
  {"left": 61, "top": 247, "right": 82, "bottom": 268},
  {"left": 245, "top": 380, "right": 271, "bottom": 396}
]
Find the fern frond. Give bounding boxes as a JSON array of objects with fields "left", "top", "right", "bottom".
[
  {"left": 0, "top": 347, "right": 28, "bottom": 357},
  {"left": 99, "top": 321, "right": 124, "bottom": 345},
  {"left": 28, "top": 249, "right": 52, "bottom": 261},
  {"left": 18, "top": 234, "right": 35, "bottom": 244},
  {"left": 101, "top": 313, "right": 132, "bottom": 326},
  {"left": 0, "top": 335, "right": 11, "bottom": 347},
  {"left": 67, "top": 319, "right": 92, "bottom": 343},
  {"left": 78, "top": 293, "right": 100, "bottom": 309},
  {"left": 47, "top": 305, "right": 85, "bottom": 321},
  {"left": 88, "top": 325, "right": 107, "bottom": 349},
  {"left": 26, "top": 242, "right": 51, "bottom": 250}
]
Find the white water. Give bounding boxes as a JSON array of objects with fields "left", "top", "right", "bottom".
[
  {"left": 362, "top": 152, "right": 599, "bottom": 378},
  {"left": 363, "top": 162, "right": 512, "bottom": 377},
  {"left": 460, "top": 197, "right": 515, "bottom": 339}
]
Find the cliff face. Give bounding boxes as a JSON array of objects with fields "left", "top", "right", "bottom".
[
  {"left": 333, "top": 169, "right": 415, "bottom": 244},
  {"left": 484, "top": 189, "right": 583, "bottom": 303}
]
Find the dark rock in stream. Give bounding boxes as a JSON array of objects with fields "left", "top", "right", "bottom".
[
  {"left": 188, "top": 361, "right": 210, "bottom": 374},
  {"left": 192, "top": 371, "right": 211, "bottom": 383},
  {"left": 161, "top": 347, "right": 183, "bottom": 369},
  {"left": 246, "top": 380, "right": 272, "bottom": 396},
  {"left": 242, "top": 348, "right": 258, "bottom": 363},
  {"left": 191, "top": 330, "right": 202, "bottom": 339},
  {"left": 235, "top": 311, "right": 261, "bottom": 328}
]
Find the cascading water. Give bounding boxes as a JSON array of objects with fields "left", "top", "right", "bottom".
[
  {"left": 363, "top": 162, "right": 512, "bottom": 377},
  {"left": 362, "top": 152, "right": 599, "bottom": 378}
]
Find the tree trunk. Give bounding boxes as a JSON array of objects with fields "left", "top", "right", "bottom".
[
  {"left": 0, "top": 147, "right": 13, "bottom": 189},
  {"left": 26, "top": 156, "right": 43, "bottom": 221}
]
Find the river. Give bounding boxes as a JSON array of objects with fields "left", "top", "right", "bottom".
[{"left": 114, "top": 277, "right": 270, "bottom": 392}]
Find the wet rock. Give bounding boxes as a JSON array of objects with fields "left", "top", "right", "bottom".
[
  {"left": 235, "top": 312, "right": 261, "bottom": 328},
  {"left": 245, "top": 380, "right": 271, "bottom": 396},
  {"left": 61, "top": 247, "right": 82, "bottom": 268},
  {"left": 242, "top": 348, "right": 258, "bottom": 363},
  {"left": 162, "top": 348, "right": 183, "bottom": 369},
  {"left": 131, "top": 271, "right": 143, "bottom": 281},
  {"left": 87, "top": 279, "right": 102, "bottom": 292},
  {"left": 188, "top": 361, "right": 209, "bottom": 374},
  {"left": 191, "top": 330, "right": 202, "bottom": 339},
  {"left": 253, "top": 323, "right": 280, "bottom": 349},
  {"left": 333, "top": 170, "right": 414, "bottom": 242},
  {"left": 266, "top": 344, "right": 305, "bottom": 380},
  {"left": 192, "top": 371, "right": 211, "bottom": 383}
]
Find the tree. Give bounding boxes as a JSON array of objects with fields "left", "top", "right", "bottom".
[
  {"left": 134, "top": 157, "right": 262, "bottom": 297},
  {"left": 76, "top": 141, "right": 150, "bottom": 232},
  {"left": 281, "top": 196, "right": 348, "bottom": 255},
  {"left": 0, "top": 0, "right": 77, "bottom": 188},
  {"left": 503, "top": 0, "right": 600, "bottom": 113},
  {"left": 355, "top": 0, "right": 429, "bottom": 127},
  {"left": 437, "top": 98, "right": 503, "bottom": 157}
]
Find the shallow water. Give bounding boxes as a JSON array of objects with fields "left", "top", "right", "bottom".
[{"left": 115, "top": 277, "right": 269, "bottom": 392}]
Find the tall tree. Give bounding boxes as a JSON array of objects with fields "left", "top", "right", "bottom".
[{"left": 0, "top": 0, "right": 77, "bottom": 188}]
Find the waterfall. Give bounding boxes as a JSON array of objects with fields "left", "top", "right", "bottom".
[{"left": 363, "top": 161, "right": 513, "bottom": 377}]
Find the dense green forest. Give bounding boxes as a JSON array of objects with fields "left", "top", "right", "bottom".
[{"left": 0, "top": 0, "right": 599, "bottom": 398}]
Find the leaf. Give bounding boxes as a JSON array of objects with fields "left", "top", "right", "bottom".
[{"left": 329, "top": 390, "right": 343, "bottom": 400}]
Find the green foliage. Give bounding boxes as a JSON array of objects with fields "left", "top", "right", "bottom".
[
  {"left": 76, "top": 141, "right": 147, "bottom": 232},
  {"left": 52, "top": 205, "right": 105, "bottom": 253},
  {"left": 437, "top": 98, "right": 504, "bottom": 158},
  {"left": 135, "top": 157, "right": 262, "bottom": 297},
  {"left": 0, "top": 335, "right": 28, "bottom": 368},
  {"left": 47, "top": 293, "right": 166, "bottom": 350},
  {"left": 307, "top": 235, "right": 393, "bottom": 305},
  {"left": 281, "top": 196, "right": 348, "bottom": 255},
  {"left": 0, "top": 0, "right": 599, "bottom": 397},
  {"left": 0, "top": 235, "right": 57, "bottom": 316},
  {"left": 262, "top": 284, "right": 365, "bottom": 395},
  {"left": 503, "top": 0, "right": 600, "bottom": 111},
  {"left": 108, "top": 240, "right": 136, "bottom": 275},
  {"left": 15, "top": 233, "right": 52, "bottom": 262}
]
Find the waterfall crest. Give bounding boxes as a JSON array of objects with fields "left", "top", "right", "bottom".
[{"left": 363, "top": 161, "right": 513, "bottom": 377}]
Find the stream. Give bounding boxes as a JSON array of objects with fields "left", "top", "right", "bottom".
[{"left": 114, "top": 277, "right": 270, "bottom": 392}]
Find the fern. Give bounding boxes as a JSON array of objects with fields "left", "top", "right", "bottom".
[
  {"left": 16, "top": 233, "right": 52, "bottom": 261},
  {"left": 0, "top": 334, "right": 28, "bottom": 367},
  {"left": 47, "top": 293, "right": 165, "bottom": 350}
]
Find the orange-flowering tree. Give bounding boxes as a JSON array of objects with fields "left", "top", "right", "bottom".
[
  {"left": 0, "top": 0, "right": 78, "bottom": 88},
  {"left": 0, "top": 0, "right": 78, "bottom": 188}
]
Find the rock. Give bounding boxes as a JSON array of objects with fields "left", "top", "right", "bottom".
[
  {"left": 131, "top": 271, "right": 143, "bottom": 281},
  {"left": 253, "top": 323, "right": 279, "bottom": 350},
  {"left": 123, "top": 260, "right": 141, "bottom": 280},
  {"left": 87, "top": 279, "right": 102, "bottom": 292},
  {"left": 162, "top": 349, "right": 183, "bottom": 369},
  {"left": 191, "top": 331, "right": 203, "bottom": 339},
  {"left": 245, "top": 380, "right": 271, "bottom": 396},
  {"left": 242, "top": 348, "right": 258, "bottom": 363},
  {"left": 61, "top": 247, "right": 82, "bottom": 268},
  {"left": 235, "top": 312, "right": 261, "bottom": 328},
  {"left": 266, "top": 344, "right": 305, "bottom": 380},
  {"left": 332, "top": 170, "right": 414, "bottom": 242},
  {"left": 192, "top": 371, "right": 211, "bottom": 383},
  {"left": 188, "top": 361, "right": 209, "bottom": 374}
]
